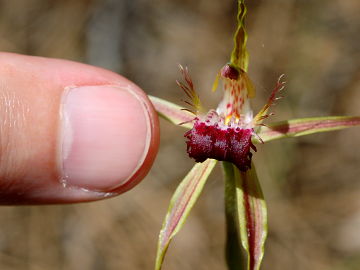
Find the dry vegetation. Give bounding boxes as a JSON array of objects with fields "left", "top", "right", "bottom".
[{"left": 0, "top": 0, "right": 359, "bottom": 269}]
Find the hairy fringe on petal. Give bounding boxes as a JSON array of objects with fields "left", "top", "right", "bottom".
[
  {"left": 177, "top": 65, "right": 202, "bottom": 115},
  {"left": 253, "top": 75, "right": 285, "bottom": 125}
]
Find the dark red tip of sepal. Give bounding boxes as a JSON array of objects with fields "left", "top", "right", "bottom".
[{"left": 184, "top": 120, "right": 256, "bottom": 172}]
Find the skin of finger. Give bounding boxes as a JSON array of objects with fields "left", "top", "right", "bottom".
[{"left": 0, "top": 52, "right": 159, "bottom": 204}]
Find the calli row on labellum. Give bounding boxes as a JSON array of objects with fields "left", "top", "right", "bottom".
[{"left": 178, "top": 64, "right": 285, "bottom": 171}]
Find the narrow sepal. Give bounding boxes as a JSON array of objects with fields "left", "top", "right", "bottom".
[
  {"left": 155, "top": 159, "right": 217, "bottom": 270},
  {"left": 230, "top": 0, "right": 249, "bottom": 71},
  {"left": 223, "top": 162, "right": 245, "bottom": 270},
  {"left": 256, "top": 116, "right": 360, "bottom": 143},
  {"left": 235, "top": 164, "right": 268, "bottom": 270},
  {"left": 149, "top": 95, "right": 194, "bottom": 129}
]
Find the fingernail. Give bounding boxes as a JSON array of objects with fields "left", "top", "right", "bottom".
[{"left": 59, "top": 85, "right": 150, "bottom": 191}]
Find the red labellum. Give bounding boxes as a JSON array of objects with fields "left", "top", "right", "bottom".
[{"left": 185, "top": 117, "right": 256, "bottom": 172}]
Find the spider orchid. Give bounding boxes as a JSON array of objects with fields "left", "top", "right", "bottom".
[
  {"left": 149, "top": 1, "right": 360, "bottom": 270},
  {"left": 180, "top": 64, "right": 284, "bottom": 172}
]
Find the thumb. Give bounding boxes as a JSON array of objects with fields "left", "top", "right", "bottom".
[{"left": 0, "top": 53, "right": 159, "bottom": 204}]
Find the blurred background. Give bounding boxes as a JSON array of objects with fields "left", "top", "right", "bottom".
[{"left": 0, "top": 0, "right": 359, "bottom": 269}]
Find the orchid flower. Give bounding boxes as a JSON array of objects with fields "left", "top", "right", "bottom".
[{"left": 149, "top": 1, "right": 360, "bottom": 270}]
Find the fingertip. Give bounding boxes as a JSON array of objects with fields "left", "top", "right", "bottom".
[{"left": 0, "top": 54, "right": 160, "bottom": 204}]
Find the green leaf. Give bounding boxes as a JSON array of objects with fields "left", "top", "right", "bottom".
[
  {"left": 155, "top": 159, "right": 217, "bottom": 270},
  {"left": 230, "top": 0, "right": 249, "bottom": 72},
  {"left": 223, "top": 162, "right": 245, "bottom": 270},
  {"left": 236, "top": 164, "right": 267, "bottom": 270},
  {"left": 256, "top": 116, "right": 360, "bottom": 143},
  {"left": 149, "top": 95, "right": 193, "bottom": 129}
]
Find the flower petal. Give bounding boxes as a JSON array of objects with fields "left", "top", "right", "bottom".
[
  {"left": 149, "top": 95, "right": 194, "bottom": 129},
  {"left": 256, "top": 116, "right": 360, "bottom": 143},
  {"left": 177, "top": 65, "right": 203, "bottom": 115},
  {"left": 155, "top": 159, "right": 217, "bottom": 270}
]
